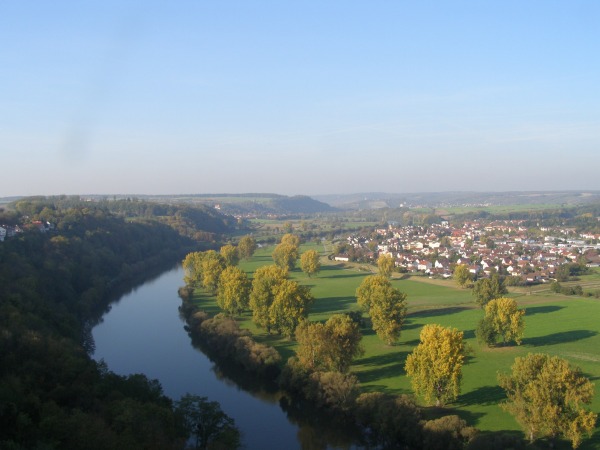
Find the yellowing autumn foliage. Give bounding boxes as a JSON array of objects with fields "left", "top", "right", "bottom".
[
  {"left": 499, "top": 353, "right": 597, "bottom": 448},
  {"left": 404, "top": 324, "right": 465, "bottom": 406},
  {"left": 484, "top": 297, "right": 525, "bottom": 345}
]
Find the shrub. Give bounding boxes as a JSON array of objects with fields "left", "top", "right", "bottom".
[
  {"left": 355, "top": 392, "right": 422, "bottom": 449},
  {"left": 422, "top": 415, "right": 478, "bottom": 450},
  {"left": 307, "top": 371, "right": 359, "bottom": 412}
]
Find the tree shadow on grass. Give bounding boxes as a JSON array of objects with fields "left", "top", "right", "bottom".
[
  {"left": 463, "top": 329, "right": 475, "bottom": 340},
  {"left": 311, "top": 296, "right": 355, "bottom": 314},
  {"left": 408, "top": 306, "right": 471, "bottom": 319},
  {"left": 320, "top": 263, "right": 347, "bottom": 272},
  {"left": 525, "top": 305, "right": 565, "bottom": 316},
  {"left": 457, "top": 385, "right": 505, "bottom": 407},
  {"left": 356, "top": 351, "right": 406, "bottom": 367},
  {"left": 524, "top": 330, "right": 597, "bottom": 347},
  {"left": 355, "top": 351, "right": 411, "bottom": 384},
  {"left": 324, "top": 272, "right": 367, "bottom": 280},
  {"left": 401, "top": 318, "right": 423, "bottom": 331},
  {"left": 357, "top": 362, "right": 406, "bottom": 384}
]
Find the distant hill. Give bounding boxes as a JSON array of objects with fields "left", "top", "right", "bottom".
[
  {"left": 137, "top": 193, "right": 336, "bottom": 215},
  {"left": 314, "top": 191, "right": 600, "bottom": 210}
]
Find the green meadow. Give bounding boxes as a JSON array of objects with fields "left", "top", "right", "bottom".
[{"left": 192, "top": 244, "right": 600, "bottom": 448}]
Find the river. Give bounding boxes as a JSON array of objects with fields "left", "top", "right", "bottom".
[{"left": 92, "top": 265, "right": 361, "bottom": 450}]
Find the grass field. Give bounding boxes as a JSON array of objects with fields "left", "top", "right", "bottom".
[
  {"left": 434, "top": 203, "right": 563, "bottom": 215},
  {"left": 192, "top": 244, "right": 600, "bottom": 448}
]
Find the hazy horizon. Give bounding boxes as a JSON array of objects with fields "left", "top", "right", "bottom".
[{"left": 2, "top": 2, "right": 599, "bottom": 197}]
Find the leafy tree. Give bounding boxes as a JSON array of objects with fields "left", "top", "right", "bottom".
[
  {"left": 272, "top": 242, "right": 299, "bottom": 270},
  {"left": 356, "top": 275, "right": 390, "bottom": 311},
  {"left": 280, "top": 233, "right": 300, "bottom": 248},
  {"left": 476, "top": 297, "right": 524, "bottom": 346},
  {"left": 216, "top": 266, "right": 250, "bottom": 316},
  {"left": 377, "top": 253, "right": 395, "bottom": 278},
  {"left": 175, "top": 394, "right": 241, "bottom": 450},
  {"left": 220, "top": 244, "right": 239, "bottom": 266},
  {"left": 323, "top": 314, "right": 364, "bottom": 372},
  {"left": 405, "top": 324, "right": 465, "bottom": 406},
  {"left": 474, "top": 315, "right": 496, "bottom": 347},
  {"left": 369, "top": 286, "right": 407, "bottom": 345},
  {"left": 472, "top": 274, "right": 507, "bottom": 308},
  {"left": 356, "top": 275, "right": 407, "bottom": 344},
  {"left": 249, "top": 265, "right": 288, "bottom": 332},
  {"left": 183, "top": 251, "right": 205, "bottom": 287},
  {"left": 453, "top": 264, "right": 472, "bottom": 288},
  {"left": 556, "top": 264, "right": 571, "bottom": 282},
  {"left": 237, "top": 235, "right": 257, "bottom": 261},
  {"left": 295, "top": 320, "right": 328, "bottom": 371},
  {"left": 201, "top": 250, "right": 227, "bottom": 293},
  {"left": 499, "top": 353, "right": 597, "bottom": 448},
  {"left": 300, "top": 249, "right": 321, "bottom": 277},
  {"left": 269, "top": 279, "right": 313, "bottom": 338},
  {"left": 295, "top": 314, "right": 363, "bottom": 373}
]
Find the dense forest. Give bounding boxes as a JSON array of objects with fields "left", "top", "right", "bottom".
[{"left": 0, "top": 197, "right": 232, "bottom": 449}]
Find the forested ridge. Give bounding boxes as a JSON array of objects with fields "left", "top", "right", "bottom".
[{"left": 0, "top": 197, "right": 232, "bottom": 449}]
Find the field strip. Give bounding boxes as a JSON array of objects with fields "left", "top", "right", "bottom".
[{"left": 557, "top": 351, "right": 600, "bottom": 363}]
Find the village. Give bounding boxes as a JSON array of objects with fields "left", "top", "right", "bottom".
[
  {"left": 0, "top": 221, "right": 54, "bottom": 242},
  {"left": 335, "top": 219, "right": 600, "bottom": 284}
]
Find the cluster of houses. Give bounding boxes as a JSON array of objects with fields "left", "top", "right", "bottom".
[
  {"left": 0, "top": 221, "right": 54, "bottom": 242},
  {"left": 336, "top": 220, "right": 600, "bottom": 284}
]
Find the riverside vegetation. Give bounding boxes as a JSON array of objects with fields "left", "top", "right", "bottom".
[{"left": 181, "top": 233, "right": 600, "bottom": 449}]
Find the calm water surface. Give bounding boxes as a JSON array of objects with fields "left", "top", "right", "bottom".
[{"left": 92, "top": 266, "right": 301, "bottom": 449}]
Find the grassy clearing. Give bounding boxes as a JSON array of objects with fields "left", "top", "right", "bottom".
[
  {"left": 190, "top": 244, "right": 600, "bottom": 448},
  {"left": 436, "top": 203, "right": 562, "bottom": 215}
]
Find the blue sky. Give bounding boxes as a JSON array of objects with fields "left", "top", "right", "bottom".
[{"left": 1, "top": 1, "right": 599, "bottom": 196}]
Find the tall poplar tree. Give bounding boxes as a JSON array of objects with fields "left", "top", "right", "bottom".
[
  {"left": 300, "top": 249, "right": 321, "bottom": 277},
  {"left": 405, "top": 324, "right": 465, "bottom": 406},
  {"left": 216, "top": 266, "right": 250, "bottom": 316}
]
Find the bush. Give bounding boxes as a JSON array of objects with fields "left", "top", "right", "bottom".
[
  {"left": 504, "top": 276, "right": 524, "bottom": 287},
  {"left": 177, "top": 285, "right": 194, "bottom": 300},
  {"left": 279, "top": 357, "right": 311, "bottom": 395},
  {"left": 280, "top": 358, "right": 358, "bottom": 412},
  {"left": 422, "top": 415, "right": 478, "bottom": 450},
  {"left": 234, "top": 336, "right": 281, "bottom": 376},
  {"left": 551, "top": 282, "right": 585, "bottom": 296},
  {"left": 355, "top": 392, "right": 422, "bottom": 449},
  {"left": 307, "top": 371, "right": 359, "bottom": 412}
]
